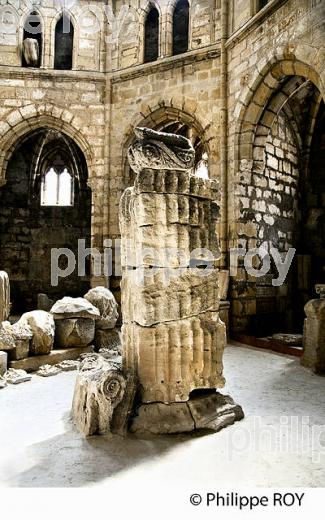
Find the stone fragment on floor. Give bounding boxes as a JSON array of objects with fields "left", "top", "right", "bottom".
[
  {"left": 56, "top": 360, "right": 80, "bottom": 372},
  {"left": 0, "top": 351, "right": 7, "bottom": 375},
  {"left": 37, "top": 364, "right": 62, "bottom": 377},
  {"left": 72, "top": 354, "right": 127, "bottom": 436},
  {"left": 130, "top": 392, "right": 244, "bottom": 434},
  {"left": 14, "top": 310, "right": 55, "bottom": 355},
  {"left": 271, "top": 333, "right": 303, "bottom": 345},
  {"left": 4, "top": 368, "right": 32, "bottom": 384},
  {"left": 9, "top": 346, "right": 94, "bottom": 373},
  {"left": 0, "top": 376, "right": 7, "bottom": 389}
]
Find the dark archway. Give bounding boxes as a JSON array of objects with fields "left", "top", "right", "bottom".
[
  {"left": 54, "top": 14, "right": 74, "bottom": 70},
  {"left": 234, "top": 70, "right": 324, "bottom": 336},
  {"left": 144, "top": 6, "right": 159, "bottom": 63},
  {"left": 0, "top": 128, "right": 91, "bottom": 313},
  {"left": 172, "top": 0, "right": 189, "bottom": 55}
]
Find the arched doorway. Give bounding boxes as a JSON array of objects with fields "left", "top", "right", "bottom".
[
  {"left": 233, "top": 62, "right": 325, "bottom": 336},
  {"left": 0, "top": 128, "right": 91, "bottom": 313}
]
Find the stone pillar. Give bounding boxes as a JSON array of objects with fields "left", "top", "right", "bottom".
[
  {"left": 119, "top": 127, "right": 244, "bottom": 434},
  {"left": 301, "top": 285, "right": 325, "bottom": 374},
  {"left": 0, "top": 271, "right": 10, "bottom": 323}
]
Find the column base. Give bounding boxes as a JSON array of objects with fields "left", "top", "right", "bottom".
[{"left": 130, "top": 391, "right": 244, "bottom": 434}]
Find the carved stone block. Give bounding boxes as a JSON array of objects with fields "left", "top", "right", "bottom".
[
  {"left": 72, "top": 354, "right": 127, "bottom": 436},
  {"left": 122, "top": 312, "right": 226, "bottom": 404},
  {"left": 130, "top": 392, "right": 244, "bottom": 434},
  {"left": 121, "top": 268, "right": 219, "bottom": 326},
  {"left": 55, "top": 318, "right": 95, "bottom": 348}
]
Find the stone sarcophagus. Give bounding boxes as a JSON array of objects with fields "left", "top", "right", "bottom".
[{"left": 119, "top": 128, "right": 243, "bottom": 433}]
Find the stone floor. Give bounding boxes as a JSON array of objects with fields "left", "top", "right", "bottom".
[{"left": 0, "top": 342, "right": 325, "bottom": 487}]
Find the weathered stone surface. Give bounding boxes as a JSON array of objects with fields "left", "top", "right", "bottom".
[
  {"left": 15, "top": 311, "right": 55, "bottom": 355},
  {"left": 22, "top": 38, "right": 39, "bottom": 67},
  {"left": 128, "top": 127, "right": 195, "bottom": 173},
  {"left": 55, "top": 318, "right": 95, "bottom": 348},
  {"left": 134, "top": 169, "right": 219, "bottom": 199},
  {"left": 56, "top": 360, "right": 80, "bottom": 372},
  {"left": 4, "top": 368, "right": 31, "bottom": 384},
  {"left": 0, "top": 376, "right": 7, "bottom": 389},
  {"left": 130, "top": 402, "right": 195, "bottom": 434},
  {"left": 84, "top": 286, "right": 118, "bottom": 329},
  {"left": 218, "top": 270, "right": 230, "bottom": 300},
  {"left": 272, "top": 333, "right": 303, "bottom": 345},
  {"left": 301, "top": 298, "right": 325, "bottom": 373},
  {"left": 121, "top": 268, "right": 219, "bottom": 326},
  {"left": 0, "top": 321, "right": 30, "bottom": 360},
  {"left": 3, "top": 320, "right": 32, "bottom": 360},
  {"left": 37, "top": 364, "right": 62, "bottom": 377},
  {"left": 99, "top": 348, "right": 122, "bottom": 363},
  {"left": 120, "top": 187, "right": 220, "bottom": 268},
  {"left": 187, "top": 392, "right": 245, "bottom": 431},
  {"left": 9, "top": 346, "right": 94, "bottom": 373},
  {"left": 0, "top": 323, "right": 16, "bottom": 351},
  {"left": 95, "top": 328, "right": 121, "bottom": 351},
  {"left": 72, "top": 355, "right": 127, "bottom": 436},
  {"left": 0, "top": 271, "right": 10, "bottom": 323},
  {"left": 122, "top": 312, "right": 226, "bottom": 404},
  {"left": 0, "top": 351, "right": 8, "bottom": 376},
  {"left": 130, "top": 392, "right": 244, "bottom": 434},
  {"left": 37, "top": 293, "right": 55, "bottom": 312},
  {"left": 116, "top": 127, "right": 240, "bottom": 434},
  {"left": 51, "top": 297, "right": 100, "bottom": 320}
]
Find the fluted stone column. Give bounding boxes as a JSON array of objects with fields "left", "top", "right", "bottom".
[{"left": 119, "top": 128, "right": 244, "bottom": 434}]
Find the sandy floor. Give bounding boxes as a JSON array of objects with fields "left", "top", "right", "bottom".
[{"left": 0, "top": 343, "right": 325, "bottom": 488}]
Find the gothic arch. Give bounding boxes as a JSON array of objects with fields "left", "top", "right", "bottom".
[
  {"left": 234, "top": 52, "right": 325, "bottom": 165},
  {"left": 0, "top": 105, "right": 93, "bottom": 187},
  {"left": 49, "top": 9, "right": 78, "bottom": 70}
]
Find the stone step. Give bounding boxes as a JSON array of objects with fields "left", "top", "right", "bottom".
[{"left": 9, "top": 346, "right": 94, "bottom": 373}]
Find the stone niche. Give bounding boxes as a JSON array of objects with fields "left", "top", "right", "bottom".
[{"left": 72, "top": 127, "right": 244, "bottom": 436}]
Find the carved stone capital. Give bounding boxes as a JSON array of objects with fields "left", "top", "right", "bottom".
[{"left": 128, "top": 127, "right": 195, "bottom": 173}]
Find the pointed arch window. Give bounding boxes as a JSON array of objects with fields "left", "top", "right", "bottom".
[
  {"left": 144, "top": 6, "right": 159, "bottom": 63},
  {"left": 41, "top": 167, "right": 73, "bottom": 206},
  {"left": 172, "top": 0, "right": 189, "bottom": 56},
  {"left": 22, "top": 11, "right": 42, "bottom": 67},
  {"left": 54, "top": 14, "right": 74, "bottom": 70}
]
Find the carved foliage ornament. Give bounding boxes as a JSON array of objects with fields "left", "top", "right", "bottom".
[{"left": 128, "top": 127, "right": 195, "bottom": 173}]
